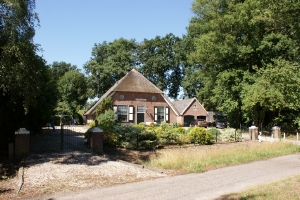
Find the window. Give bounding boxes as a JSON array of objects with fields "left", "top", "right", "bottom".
[
  {"left": 113, "top": 105, "right": 134, "bottom": 123},
  {"left": 137, "top": 105, "right": 145, "bottom": 113},
  {"left": 154, "top": 106, "right": 169, "bottom": 123},
  {"left": 117, "top": 105, "right": 128, "bottom": 122}
]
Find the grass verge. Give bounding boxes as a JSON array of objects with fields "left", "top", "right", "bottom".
[
  {"left": 144, "top": 142, "right": 300, "bottom": 173},
  {"left": 223, "top": 174, "right": 300, "bottom": 200}
]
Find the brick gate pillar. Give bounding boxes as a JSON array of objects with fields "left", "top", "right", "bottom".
[
  {"left": 249, "top": 125, "right": 258, "bottom": 141},
  {"left": 14, "top": 128, "right": 30, "bottom": 160},
  {"left": 89, "top": 127, "right": 103, "bottom": 152}
]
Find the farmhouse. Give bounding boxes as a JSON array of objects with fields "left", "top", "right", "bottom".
[{"left": 84, "top": 69, "right": 208, "bottom": 126}]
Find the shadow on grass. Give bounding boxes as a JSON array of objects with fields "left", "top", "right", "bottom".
[{"left": 216, "top": 193, "right": 266, "bottom": 200}]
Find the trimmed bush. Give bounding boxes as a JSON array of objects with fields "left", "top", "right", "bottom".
[
  {"left": 176, "top": 134, "right": 191, "bottom": 144},
  {"left": 208, "top": 128, "right": 222, "bottom": 140},
  {"left": 188, "top": 127, "right": 213, "bottom": 145},
  {"left": 114, "top": 124, "right": 158, "bottom": 150}
]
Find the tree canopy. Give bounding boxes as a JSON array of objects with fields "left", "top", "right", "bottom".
[
  {"left": 185, "top": 0, "right": 300, "bottom": 127},
  {"left": 0, "top": 0, "right": 58, "bottom": 152}
]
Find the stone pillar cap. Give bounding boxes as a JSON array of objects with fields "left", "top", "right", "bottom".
[
  {"left": 15, "top": 128, "right": 30, "bottom": 134},
  {"left": 89, "top": 127, "right": 103, "bottom": 132}
]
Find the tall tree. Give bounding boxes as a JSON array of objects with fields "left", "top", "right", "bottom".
[
  {"left": 56, "top": 70, "right": 88, "bottom": 117},
  {"left": 84, "top": 38, "right": 137, "bottom": 98},
  {"left": 50, "top": 61, "right": 79, "bottom": 80},
  {"left": 186, "top": 0, "right": 300, "bottom": 127},
  {"left": 0, "top": 0, "right": 46, "bottom": 152},
  {"left": 137, "top": 33, "right": 185, "bottom": 98}
]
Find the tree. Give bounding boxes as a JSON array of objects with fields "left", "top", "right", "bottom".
[
  {"left": 0, "top": 0, "right": 46, "bottom": 152},
  {"left": 24, "top": 65, "right": 59, "bottom": 133},
  {"left": 95, "top": 96, "right": 113, "bottom": 117},
  {"left": 84, "top": 38, "right": 138, "bottom": 98},
  {"left": 137, "top": 33, "right": 185, "bottom": 98},
  {"left": 56, "top": 70, "right": 88, "bottom": 117},
  {"left": 50, "top": 61, "right": 79, "bottom": 80},
  {"left": 242, "top": 59, "right": 300, "bottom": 126},
  {"left": 186, "top": 0, "right": 300, "bottom": 127}
]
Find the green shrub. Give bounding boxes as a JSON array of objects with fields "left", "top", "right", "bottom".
[
  {"left": 88, "top": 120, "right": 96, "bottom": 129},
  {"left": 154, "top": 126, "right": 178, "bottom": 144},
  {"left": 172, "top": 122, "right": 182, "bottom": 128},
  {"left": 133, "top": 123, "right": 146, "bottom": 130},
  {"left": 114, "top": 124, "right": 158, "bottom": 150},
  {"left": 97, "top": 109, "right": 115, "bottom": 131},
  {"left": 103, "top": 132, "right": 118, "bottom": 148},
  {"left": 160, "top": 121, "right": 170, "bottom": 130},
  {"left": 176, "top": 134, "right": 191, "bottom": 144},
  {"left": 220, "top": 128, "right": 242, "bottom": 142},
  {"left": 188, "top": 127, "right": 213, "bottom": 145},
  {"left": 208, "top": 128, "right": 222, "bottom": 139},
  {"left": 174, "top": 127, "right": 186, "bottom": 134}
]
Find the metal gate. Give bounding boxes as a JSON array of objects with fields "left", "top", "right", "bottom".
[{"left": 30, "top": 125, "right": 89, "bottom": 154}]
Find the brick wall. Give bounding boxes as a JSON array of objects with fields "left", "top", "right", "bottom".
[{"left": 183, "top": 99, "right": 208, "bottom": 120}]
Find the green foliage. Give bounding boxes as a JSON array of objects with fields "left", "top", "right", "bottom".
[
  {"left": 220, "top": 128, "right": 242, "bottom": 142},
  {"left": 95, "top": 96, "right": 113, "bottom": 117},
  {"left": 50, "top": 61, "right": 78, "bottom": 80},
  {"left": 56, "top": 70, "right": 88, "bottom": 116},
  {"left": 88, "top": 121, "right": 96, "bottom": 129},
  {"left": 0, "top": 0, "right": 54, "bottom": 150},
  {"left": 133, "top": 123, "right": 146, "bottom": 130},
  {"left": 188, "top": 127, "right": 213, "bottom": 145},
  {"left": 137, "top": 33, "right": 185, "bottom": 98},
  {"left": 174, "top": 127, "right": 186, "bottom": 134},
  {"left": 186, "top": 0, "right": 300, "bottom": 128},
  {"left": 24, "top": 66, "right": 59, "bottom": 132},
  {"left": 84, "top": 38, "right": 137, "bottom": 98},
  {"left": 171, "top": 122, "right": 182, "bottom": 128},
  {"left": 176, "top": 134, "right": 192, "bottom": 145},
  {"left": 208, "top": 128, "right": 222, "bottom": 140},
  {"left": 97, "top": 109, "right": 115, "bottom": 131},
  {"left": 114, "top": 125, "right": 158, "bottom": 150}
]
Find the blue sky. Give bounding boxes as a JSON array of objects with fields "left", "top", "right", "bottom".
[{"left": 34, "top": 0, "right": 195, "bottom": 70}]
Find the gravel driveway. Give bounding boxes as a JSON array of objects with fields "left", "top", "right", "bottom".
[{"left": 0, "top": 127, "right": 166, "bottom": 200}]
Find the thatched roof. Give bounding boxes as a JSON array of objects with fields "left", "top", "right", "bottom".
[
  {"left": 84, "top": 69, "right": 175, "bottom": 115},
  {"left": 113, "top": 69, "right": 163, "bottom": 93}
]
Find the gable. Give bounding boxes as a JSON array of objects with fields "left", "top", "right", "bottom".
[
  {"left": 172, "top": 98, "right": 207, "bottom": 116},
  {"left": 84, "top": 69, "right": 179, "bottom": 116},
  {"left": 113, "top": 69, "right": 163, "bottom": 93}
]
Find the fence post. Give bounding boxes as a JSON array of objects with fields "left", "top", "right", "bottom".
[
  {"left": 235, "top": 129, "right": 236, "bottom": 142},
  {"left": 60, "top": 124, "right": 64, "bottom": 150},
  {"left": 215, "top": 132, "right": 218, "bottom": 143},
  {"left": 297, "top": 132, "right": 299, "bottom": 142},
  {"left": 136, "top": 132, "right": 139, "bottom": 149}
]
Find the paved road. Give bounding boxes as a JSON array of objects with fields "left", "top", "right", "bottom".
[{"left": 33, "top": 153, "right": 300, "bottom": 200}]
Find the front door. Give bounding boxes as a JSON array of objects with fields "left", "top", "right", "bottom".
[{"left": 136, "top": 105, "right": 145, "bottom": 124}]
